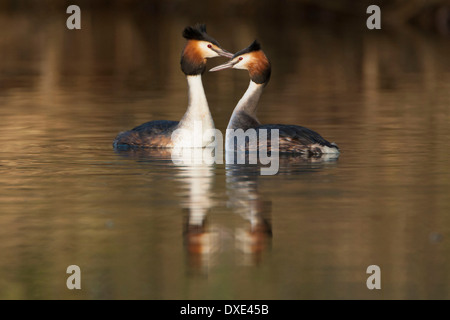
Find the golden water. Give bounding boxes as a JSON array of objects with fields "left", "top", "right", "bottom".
[{"left": 0, "top": 9, "right": 449, "bottom": 299}]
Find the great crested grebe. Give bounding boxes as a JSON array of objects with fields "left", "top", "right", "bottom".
[
  {"left": 210, "top": 40, "right": 340, "bottom": 157},
  {"left": 113, "top": 24, "right": 233, "bottom": 149}
]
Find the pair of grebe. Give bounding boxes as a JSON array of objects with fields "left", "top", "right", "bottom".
[{"left": 113, "top": 24, "right": 340, "bottom": 157}]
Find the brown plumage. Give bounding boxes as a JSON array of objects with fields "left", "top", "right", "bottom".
[
  {"left": 113, "top": 120, "right": 177, "bottom": 148},
  {"left": 247, "top": 51, "right": 271, "bottom": 85},
  {"left": 183, "top": 41, "right": 206, "bottom": 66}
]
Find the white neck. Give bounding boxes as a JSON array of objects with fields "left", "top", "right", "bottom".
[
  {"left": 175, "top": 75, "right": 215, "bottom": 147},
  {"left": 227, "top": 80, "right": 264, "bottom": 130},
  {"left": 179, "top": 75, "right": 213, "bottom": 124}
]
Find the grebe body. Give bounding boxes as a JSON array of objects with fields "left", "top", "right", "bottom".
[
  {"left": 113, "top": 24, "right": 232, "bottom": 149},
  {"left": 113, "top": 120, "right": 179, "bottom": 149}
]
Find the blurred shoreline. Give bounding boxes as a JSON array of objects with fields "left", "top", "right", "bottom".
[{"left": 0, "top": 0, "right": 448, "bottom": 35}]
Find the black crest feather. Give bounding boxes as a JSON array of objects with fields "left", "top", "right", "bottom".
[
  {"left": 233, "top": 40, "right": 261, "bottom": 58},
  {"left": 182, "top": 24, "right": 219, "bottom": 46}
]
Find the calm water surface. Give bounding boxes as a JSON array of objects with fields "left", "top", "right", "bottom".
[{"left": 0, "top": 10, "right": 449, "bottom": 299}]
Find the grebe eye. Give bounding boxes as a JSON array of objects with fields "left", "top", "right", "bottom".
[
  {"left": 207, "top": 44, "right": 212, "bottom": 48},
  {"left": 239, "top": 57, "right": 243, "bottom": 61}
]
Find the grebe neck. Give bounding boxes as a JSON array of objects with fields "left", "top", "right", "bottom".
[
  {"left": 175, "top": 75, "right": 215, "bottom": 147},
  {"left": 227, "top": 80, "right": 265, "bottom": 130},
  {"left": 179, "top": 75, "right": 212, "bottom": 125}
]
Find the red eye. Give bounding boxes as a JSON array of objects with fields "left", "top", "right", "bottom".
[
  {"left": 207, "top": 44, "right": 212, "bottom": 48},
  {"left": 239, "top": 57, "right": 243, "bottom": 61}
]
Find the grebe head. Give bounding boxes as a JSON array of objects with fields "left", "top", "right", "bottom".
[
  {"left": 209, "top": 40, "right": 271, "bottom": 85},
  {"left": 181, "top": 24, "right": 233, "bottom": 75}
]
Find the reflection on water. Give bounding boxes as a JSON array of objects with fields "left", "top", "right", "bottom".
[
  {"left": 0, "top": 7, "right": 450, "bottom": 299},
  {"left": 226, "top": 164, "right": 273, "bottom": 267},
  {"left": 116, "top": 147, "right": 339, "bottom": 278},
  {"left": 177, "top": 152, "right": 217, "bottom": 275}
]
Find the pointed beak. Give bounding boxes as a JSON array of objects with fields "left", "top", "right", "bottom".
[
  {"left": 212, "top": 47, "right": 234, "bottom": 58},
  {"left": 209, "top": 59, "right": 237, "bottom": 72}
]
